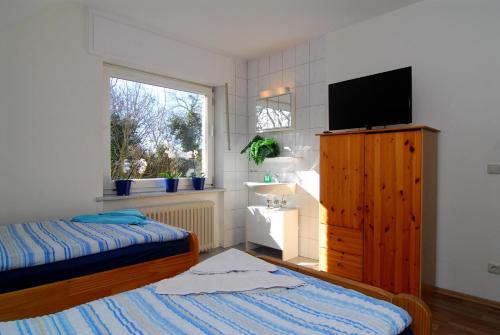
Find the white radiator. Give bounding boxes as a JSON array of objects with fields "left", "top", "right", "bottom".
[{"left": 140, "top": 201, "right": 214, "bottom": 252}]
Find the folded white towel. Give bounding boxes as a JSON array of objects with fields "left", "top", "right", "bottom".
[
  {"left": 155, "top": 271, "right": 304, "bottom": 295},
  {"left": 189, "top": 248, "right": 278, "bottom": 274},
  {"left": 155, "top": 248, "right": 304, "bottom": 295}
]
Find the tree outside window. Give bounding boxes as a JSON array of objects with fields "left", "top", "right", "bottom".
[{"left": 109, "top": 77, "right": 206, "bottom": 180}]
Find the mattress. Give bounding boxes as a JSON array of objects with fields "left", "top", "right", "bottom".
[
  {"left": 0, "top": 236, "right": 190, "bottom": 293},
  {"left": 0, "top": 219, "right": 188, "bottom": 272},
  {"left": 0, "top": 267, "right": 413, "bottom": 335}
]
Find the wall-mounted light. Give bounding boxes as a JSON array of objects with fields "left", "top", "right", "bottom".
[{"left": 259, "top": 86, "right": 291, "bottom": 99}]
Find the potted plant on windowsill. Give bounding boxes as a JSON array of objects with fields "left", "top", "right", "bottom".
[
  {"left": 160, "top": 170, "right": 182, "bottom": 193},
  {"left": 191, "top": 172, "right": 206, "bottom": 191},
  {"left": 114, "top": 164, "right": 136, "bottom": 196}
]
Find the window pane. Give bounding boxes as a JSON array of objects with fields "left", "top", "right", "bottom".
[{"left": 109, "top": 77, "right": 206, "bottom": 180}]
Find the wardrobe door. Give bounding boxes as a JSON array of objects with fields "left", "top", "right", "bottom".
[
  {"left": 319, "top": 134, "right": 365, "bottom": 229},
  {"left": 364, "top": 131, "right": 422, "bottom": 296},
  {"left": 319, "top": 134, "right": 364, "bottom": 279}
]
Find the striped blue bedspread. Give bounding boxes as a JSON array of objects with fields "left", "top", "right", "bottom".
[
  {"left": 0, "top": 268, "right": 412, "bottom": 335},
  {"left": 0, "top": 219, "right": 188, "bottom": 272}
]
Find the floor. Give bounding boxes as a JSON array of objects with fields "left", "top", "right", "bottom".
[
  {"left": 201, "top": 245, "right": 500, "bottom": 334},
  {"left": 423, "top": 291, "right": 500, "bottom": 335}
]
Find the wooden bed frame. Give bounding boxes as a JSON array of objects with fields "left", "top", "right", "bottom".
[
  {"left": 259, "top": 256, "right": 432, "bottom": 335},
  {"left": 0, "top": 233, "right": 199, "bottom": 321}
]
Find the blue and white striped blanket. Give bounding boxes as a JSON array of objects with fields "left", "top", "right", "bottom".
[
  {"left": 0, "top": 219, "right": 188, "bottom": 272},
  {"left": 0, "top": 268, "right": 412, "bottom": 335}
]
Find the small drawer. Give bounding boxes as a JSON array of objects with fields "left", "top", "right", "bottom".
[
  {"left": 320, "top": 248, "right": 363, "bottom": 281},
  {"left": 320, "top": 224, "right": 363, "bottom": 256}
]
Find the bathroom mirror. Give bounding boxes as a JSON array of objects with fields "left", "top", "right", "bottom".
[{"left": 256, "top": 93, "right": 294, "bottom": 132}]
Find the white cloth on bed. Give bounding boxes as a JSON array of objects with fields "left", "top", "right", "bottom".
[
  {"left": 155, "top": 270, "right": 304, "bottom": 295},
  {"left": 188, "top": 248, "right": 278, "bottom": 274},
  {"left": 156, "top": 248, "right": 303, "bottom": 295}
]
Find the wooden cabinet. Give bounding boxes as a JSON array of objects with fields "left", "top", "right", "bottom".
[{"left": 319, "top": 125, "right": 438, "bottom": 296}]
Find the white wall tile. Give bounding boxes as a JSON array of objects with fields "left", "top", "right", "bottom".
[
  {"left": 234, "top": 210, "right": 246, "bottom": 228},
  {"left": 243, "top": 35, "right": 326, "bottom": 258},
  {"left": 236, "top": 96, "right": 247, "bottom": 116},
  {"left": 235, "top": 171, "right": 248, "bottom": 191},
  {"left": 227, "top": 94, "right": 236, "bottom": 115},
  {"left": 269, "top": 52, "right": 283, "bottom": 73},
  {"left": 295, "top": 41, "right": 309, "bottom": 65},
  {"left": 235, "top": 115, "right": 248, "bottom": 134},
  {"left": 283, "top": 47, "right": 295, "bottom": 69},
  {"left": 224, "top": 171, "right": 238, "bottom": 191},
  {"left": 281, "top": 132, "right": 296, "bottom": 149},
  {"left": 258, "top": 75, "right": 270, "bottom": 92},
  {"left": 247, "top": 78, "right": 258, "bottom": 98},
  {"left": 226, "top": 79, "right": 235, "bottom": 95},
  {"left": 258, "top": 56, "right": 270, "bottom": 76},
  {"left": 295, "top": 130, "right": 310, "bottom": 148},
  {"left": 301, "top": 216, "right": 319, "bottom": 240},
  {"left": 295, "top": 107, "right": 310, "bottom": 130},
  {"left": 309, "top": 59, "right": 325, "bottom": 84},
  {"left": 310, "top": 129, "right": 323, "bottom": 150},
  {"left": 235, "top": 77, "right": 247, "bottom": 97},
  {"left": 235, "top": 226, "right": 245, "bottom": 244},
  {"left": 224, "top": 228, "right": 238, "bottom": 248},
  {"left": 299, "top": 237, "right": 308, "bottom": 257},
  {"left": 270, "top": 70, "right": 283, "bottom": 88},
  {"left": 309, "top": 35, "right": 326, "bottom": 61},
  {"left": 248, "top": 59, "right": 258, "bottom": 79},
  {"left": 283, "top": 68, "right": 295, "bottom": 88},
  {"left": 295, "top": 86, "right": 309, "bottom": 108},
  {"left": 227, "top": 112, "right": 236, "bottom": 132},
  {"left": 223, "top": 152, "right": 236, "bottom": 172},
  {"left": 224, "top": 191, "right": 235, "bottom": 210},
  {"left": 310, "top": 82, "right": 326, "bottom": 106},
  {"left": 310, "top": 105, "right": 326, "bottom": 128},
  {"left": 233, "top": 133, "right": 247, "bottom": 153},
  {"left": 235, "top": 59, "right": 248, "bottom": 79},
  {"left": 235, "top": 152, "right": 249, "bottom": 171},
  {"left": 295, "top": 63, "right": 309, "bottom": 87},
  {"left": 224, "top": 210, "right": 235, "bottom": 229}
]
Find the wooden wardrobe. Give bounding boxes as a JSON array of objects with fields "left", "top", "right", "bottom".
[{"left": 318, "top": 125, "right": 438, "bottom": 297}]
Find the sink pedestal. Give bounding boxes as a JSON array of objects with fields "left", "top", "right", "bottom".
[{"left": 245, "top": 206, "right": 298, "bottom": 261}]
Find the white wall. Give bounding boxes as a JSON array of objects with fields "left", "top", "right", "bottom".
[
  {"left": 0, "top": 3, "right": 238, "bottom": 249},
  {"left": 0, "top": 4, "right": 104, "bottom": 223},
  {"left": 325, "top": 0, "right": 500, "bottom": 301},
  {"left": 246, "top": 36, "right": 327, "bottom": 259}
]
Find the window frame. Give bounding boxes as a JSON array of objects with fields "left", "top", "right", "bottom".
[{"left": 103, "top": 64, "right": 214, "bottom": 195}]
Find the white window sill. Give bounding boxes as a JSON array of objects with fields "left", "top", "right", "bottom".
[{"left": 97, "top": 188, "right": 225, "bottom": 202}]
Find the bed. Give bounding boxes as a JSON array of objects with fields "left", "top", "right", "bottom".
[
  {"left": 0, "top": 252, "right": 431, "bottom": 335},
  {"left": 0, "top": 214, "right": 199, "bottom": 321}
]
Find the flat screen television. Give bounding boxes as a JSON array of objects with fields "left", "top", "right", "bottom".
[{"left": 328, "top": 67, "right": 412, "bottom": 130}]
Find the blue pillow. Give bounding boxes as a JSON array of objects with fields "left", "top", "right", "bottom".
[
  {"left": 98, "top": 209, "right": 146, "bottom": 219},
  {"left": 71, "top": 214, "right": 147, "bottom": 225}
]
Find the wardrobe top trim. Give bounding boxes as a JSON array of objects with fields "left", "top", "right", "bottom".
[{"left": 317, "top": 125, "right": 440, "bottom": 137}]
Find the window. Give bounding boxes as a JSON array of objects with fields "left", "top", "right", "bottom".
[{"left": 104, "top": 65, "right": 214, "bottom": 193}]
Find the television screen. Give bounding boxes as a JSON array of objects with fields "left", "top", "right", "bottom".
[{"left": 328, "top": 67, "right": 412, "bottom": 130}]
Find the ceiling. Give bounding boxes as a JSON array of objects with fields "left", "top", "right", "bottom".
[{"left": 1, "top": 0, "right": 422, "bottom": 58}]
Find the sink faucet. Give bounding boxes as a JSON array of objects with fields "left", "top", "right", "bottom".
[{"left": 272, "top": 173, "right": 280, "bottom": 182}]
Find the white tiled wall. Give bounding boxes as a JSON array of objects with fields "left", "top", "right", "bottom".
[
  {"left": 246, "top": 36, "right": 327, "bottom": 260},
  {"left": 222, "top": 59, "right": 249, "bottom": 247}
]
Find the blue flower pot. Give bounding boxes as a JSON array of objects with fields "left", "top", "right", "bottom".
[
  {"left": 192, "top": 177, "right": 206, "bottom": 190},
  {"left": 115, "top": 179, "right": 132, "bottom": 196},
  {"left": 165, "top": 178, "right": 179, "bottom": 192}
]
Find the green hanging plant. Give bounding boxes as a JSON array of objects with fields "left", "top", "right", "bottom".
[{"left": 247, "top": 138, "right": 280, "bottom": 165}]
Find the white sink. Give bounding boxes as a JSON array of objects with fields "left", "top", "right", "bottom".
[{"left": 244, "top": 182, "right": 296, "bottom": 196}]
